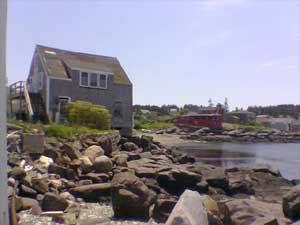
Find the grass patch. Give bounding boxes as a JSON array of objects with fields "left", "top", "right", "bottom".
[
  {"left": 44, "top": 124, "right": 114, "bottom": 139},
  {"left": 11, "top": 120, "right": 43, "bottom": 133},
  {"left": 135, "top": 121, "right": 174, "bottom": 130}
]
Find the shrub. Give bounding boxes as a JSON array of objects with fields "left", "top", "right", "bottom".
[{"left": 65, "top": 101, "right": 111, "bottom": 130}]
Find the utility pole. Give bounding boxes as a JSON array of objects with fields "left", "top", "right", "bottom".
[{"left": 0, "top": 0, "right": 9, "bottom": 224}]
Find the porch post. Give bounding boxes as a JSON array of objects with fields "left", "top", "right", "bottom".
[{"left": 0, "top": 0, "right": 9, "bottom": 224}]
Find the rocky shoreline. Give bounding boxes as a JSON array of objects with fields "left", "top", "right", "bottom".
[
  {"left": 6, "top": 125, "right": 300, "bottom": 224},
  {"left": 154, "top": 127, "right": 300, "bottom": 143}
]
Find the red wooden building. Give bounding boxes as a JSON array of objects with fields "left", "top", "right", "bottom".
[{"left": 175, "top": 113, "right": 223, "bottom": 129}]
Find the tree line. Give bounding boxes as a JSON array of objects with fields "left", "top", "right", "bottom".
[{"left": 247, "top": 105, "right": 300, "bottom": 119}]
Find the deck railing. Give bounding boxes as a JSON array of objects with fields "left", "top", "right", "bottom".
[{"left": 9, "top": 81, "right": 33, "bottom": 119}]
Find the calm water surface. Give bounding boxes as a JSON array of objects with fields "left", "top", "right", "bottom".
[{"left": 175, "top": 143, "right": 300, "bottom": 180}]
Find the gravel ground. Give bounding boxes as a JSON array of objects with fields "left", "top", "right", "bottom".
[{"left": 19, "top": 203, "right": 163, "bottom": 225}]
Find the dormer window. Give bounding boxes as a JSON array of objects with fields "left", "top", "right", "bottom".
[{"left": 80, "top": 71, "right": 108, "bottom": 89}]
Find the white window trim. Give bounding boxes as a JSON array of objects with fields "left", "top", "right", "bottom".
[{"left": 79, "top": 70, "right": 109, "bottom": 89}]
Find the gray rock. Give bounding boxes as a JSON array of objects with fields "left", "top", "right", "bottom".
[
  {"left": 253, "top": 164, "right": 281, "bottom": 176},
  {"left": 42, "top": 192, "right": 69, "bottom": 211},
  {"left": 78, "top": 179, "right": 93, "bottom": 186},
  {"left": 44, "top": 148, "right": 62, "bottom": 162},
  {"left": 70, "top": 183, "right": 111, "bottom": 201},
  {"left": 48, "top": 163, "right": 76, "bottom": 180},
  {"left": 23, "top": 133, "right": 45, "bottom": 154},
  {"left": 21, "top": 197, "right": 41, "bottom": 215},
  {"left": 83, "top": 145, "right": 105, "bottom": 162},
  {"left": 62, "top": 143, "right": 82, "bottom": 160},
  {"left": 122, "top": 142, "right": 139, "bottom": 151},
  {"left": 9, "top": 167, "right": 26, "bottom": 180},
  {"left": 111, "top": 171, "right": 156, "bottom": 219},
  {"left": 80, "top": 156, "right": 93, "bottom": 173},
  {"left": 94, "top": 156, "right": 113, "bottom": 173},
  {"left": 165, "top": 127, "right": 177, "bottom": 134},
  {"left": 115, "top": 154, "right": 128, "bottom": 167},
  {"left": 157, "top": 168, "right": 201, "bottom": 195},
  {"left": 95, "top": 135, "right": 117, "bottom": 156},
  {"left": 282, "top": 185, "right": 300, "bottom": 220},
  {"left": 127, "top": 135, "right": 141, "bottom": 147},
  {"left": 141, "top": 135, "right": 153, "bottom": 151},
  {"left": 139, "top": 152, "right": 152, "bottom": 159},
  {"left": 224, "top": 199, "right": 290, "bottom": 225},
  {"left": 152, "top": 197, "right": 177, "bottom": 223},
  {"left": 31, "top": 177, "right": 49, "bottom": 194},
  {"left": 20, "top": 184, "right": 38, "bottom": 198},
  {"left": 166, "top": 189, "right": 209, "bottom": 225}
]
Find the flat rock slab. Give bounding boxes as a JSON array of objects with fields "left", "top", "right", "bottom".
[
  {"left": 23, "top": 133, "right": 45, "bottom": 154},
  {"left": 166, "top": 189, "right": 209, "bottom": 225},
  {"left": 224, "top": 198, "right": 291, "bottom": 225},
  {"left": 70, "top": 183, "right": 111, "bottom": 201}
]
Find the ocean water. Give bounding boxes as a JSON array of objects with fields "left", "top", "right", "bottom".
[{"left": 175, "top": 142, "right": 300, "bottom": 180}]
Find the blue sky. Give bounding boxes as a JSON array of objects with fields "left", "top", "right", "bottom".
[{"left": 7, "top": 0, "right": 300, "bottom": 109}]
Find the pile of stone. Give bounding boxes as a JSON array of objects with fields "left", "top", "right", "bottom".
[
  {"left": 183, "top": 127, "right": 300, "bottom": 143},
  {"left": 6, "top": 124, "right": 300, "bottom": 224}
]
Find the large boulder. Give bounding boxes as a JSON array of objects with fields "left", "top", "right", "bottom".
[
  {"left": 111, "top": 171, "right": 156, "bottom": 219},
  {"left": 165, "top": 190, "right": 209, "bottom": 225},
  {"left": 42, "top": 192, "right": 69, "bottom": 211},
  {"left": 93, "top": 156, "right": 113, "bottom": 173},
  {"left": 157, "top": 168, "right": 201, "bottom": 195},
  {"left": 83, "top": 145, "right": 105, "bottom": 162},
  {"left": 223, "top": 199, "right": 290, "bottom": 225},
  {"left": 282, "top": 185, "right": 300, "bottom": 220}
]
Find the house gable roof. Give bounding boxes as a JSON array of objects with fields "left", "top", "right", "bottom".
[{"left": 36, "top": 45, "right": 131, "bottom": 85}]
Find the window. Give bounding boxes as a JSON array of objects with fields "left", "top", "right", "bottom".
[
  {"left": 90, "top": 73, "right": 98, "bottom": 87},
  {"left": 80, "top": 72, "right": 88, "bottom": 86},
  {"left": 80, "top": 71, "right": 109, "bottom": 89},
  {"left": 113, "top": 101, "right": 123, "bottom": 119},
  {"left": 99, "top": 74, "right": 107, "bottom": 88}
]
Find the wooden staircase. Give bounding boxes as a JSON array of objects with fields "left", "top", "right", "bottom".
[{"left": 8, "top": 81, "right": 48, "bottom": 123}]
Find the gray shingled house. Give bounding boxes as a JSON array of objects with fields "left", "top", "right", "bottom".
[{"left": 26, "top": 45, "right": 133, "bottom": 135}]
